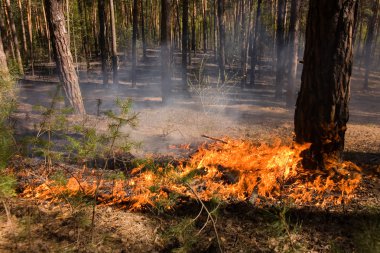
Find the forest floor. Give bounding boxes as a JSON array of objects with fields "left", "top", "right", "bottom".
[{"left": 0, "top": 51, "right": 379, "bottom": 252}]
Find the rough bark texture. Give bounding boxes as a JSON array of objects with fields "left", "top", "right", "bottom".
[
  {"left": 217, "top": 0, "right": 225, "bottom": 83},
  {"left": 286, "top": 0, "right": 300, "bottom": 107},
  {"left": 0, "top": 30, "right": 9, "bottom": 77},
  {"left": 98, "top": 0, "right": 108, "bottom": 85},
  {"left": 182, "top": 0, "right": 189, "bottom": 88},
  {"left": 275, "top": 0, "right": 286, "bottom": 98},
  {"left": 44, "top": 0, "right": 85, "bottom": 114},
  {"left": 132, "top": 0, "right": 138, "bottom": 87},
  {"left": 161, "top": 0, "right": 171, "bottom": 104},
  {"left": 295, "top": 0, "right": 358, "bottom": 165}
]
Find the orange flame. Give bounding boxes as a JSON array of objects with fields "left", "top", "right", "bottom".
[{"left": 21, "top": 138, "right": 362, "bottom": 210}]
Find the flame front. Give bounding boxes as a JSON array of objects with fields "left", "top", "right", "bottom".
[{"left": 21, "top": 138, "right": 362, "bottom": 210}]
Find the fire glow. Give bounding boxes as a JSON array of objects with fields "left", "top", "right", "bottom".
[{"left": 21, "top": 138, "right": 362, "bottom": 210}]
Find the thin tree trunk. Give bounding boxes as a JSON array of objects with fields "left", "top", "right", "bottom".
[
  {"left": 182, "top": 0, "right": 189, "bottom": 88},
  {"left": 202, "top": 0, "right": 207, "bottom": 53},
  {"left": 27, "top": 0, "right": 34, "bottom": 76},
  {"left": 141, "top": 0, "right": 147, "bottom": 60},
  {"left": 98, "top": 0, "right": 108, "bottom": 85},
  {"left": 109, "top": 0, "right": 118, "bottom": 85},
  {"left": 132, "top": 0, "right": 138, "bottom": 87},
  {"left": 41, "top": 1, "right": 52, "bottom": 63},
  {"left": 275, "top": 0, "right": 286, "bottom": 98},
  {"left": 17, "top": 0, "right": 28, "bottom": 55},
  {"left": 217, "top": 0, "right": 225, "bottom": 83},
  {"left": 249, "top": 0, "right": 262, "bottom": 87},
  {"left": 191, "top": 0, "right": 196, "bottom": 53},
  {"left": 286, "top": 0, "right": 300, "bottom": 107},
  {"left": 240, "top": 0, "right": 248, "bottom": 88},
  {"left": 44, "top": 0, "right": 85, "bottom": 114},
  {"left": 363, "top": 0, "right": 379, "bottom": 90},
  {"left": 161, "top": 0, "right": 171, "bottom": 104},
  {"left": 295, "top": 0, "right": 358, "bottom": 165},
  {"left": 4, "top": 0, "right": 23, "bottom": 74}
]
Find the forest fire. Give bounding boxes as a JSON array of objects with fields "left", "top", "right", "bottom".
[{"left": 20, "top": 138, "right": 362, "bottom": 210}]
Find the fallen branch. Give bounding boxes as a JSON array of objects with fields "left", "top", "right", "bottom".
[
  {"left": 185, "top": 183, "right": 223, "bottom": 253},
  {"left": 201, "top": 135, "right": 228, "bottom": 144}
]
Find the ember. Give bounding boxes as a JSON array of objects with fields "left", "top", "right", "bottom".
[{"left": 21, "top": 138, "right": 362, "bottom": 210}]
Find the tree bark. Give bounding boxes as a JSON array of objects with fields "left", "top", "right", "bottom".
[
  {"left": 182, "top": 0, "right": 189, "bottom": 88},
  {"left": 0, "top": 30, "right": 9, "bottom": 78},
  {"left": 4, "top": 0, "right": 24, "bottom": 74},
  {"left": 202, "top": 0, "right": 207, "bottom": 53},
  {"left": 109, "top": 0, "right": 118, "bottom": 85},
  {"left": 27, "top": 0, "right": 34, "bottom": 76},
  {"left": 363, "top": 0, "right": 379, "bottom": 90},
  {"left": 98, "top": 0, "right": 108, "bottom": 85},
  {"left": 217, "top": 0, "right": 225, "bottom": 83},
  {"left": 249, "top": 0, "right": 262, "bottom": 87},
  {"left": 17, "top": 0, "right": 28, "bottom": 55},
  {"left": 141, "top": 0, "right": 147, "bottom": 60},
  {"left": 294, "top": 0, "right": 358, "bottom": 165},
  {"left": 44, "top": 0, "right": 85, "bottom": 114},
  {"left": 132, "top": 0, "right": 138, "bottom": 87},
  {"left": 275, "top": 0, "right": 286, "bottom": 98},
  {"left": 286, "top": 0, "right": 300, "bottom": 107},
  {"left": 161, "top": 0, "right": 171, "bottom": 104}
]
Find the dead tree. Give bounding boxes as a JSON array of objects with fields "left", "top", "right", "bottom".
[
  {"left": 295, "top": 0, "right": 358, "bottom": 165},
  {"left": 44, "top": 0, "right": 85, "bottom": 114}
]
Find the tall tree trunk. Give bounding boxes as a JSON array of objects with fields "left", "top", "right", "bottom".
[
  {"left": 363, "top": 0, "right": 379, "bottom": 90},
  {"left": 78, "top": 0, "right": 90, "bottom": 71},
  {"left": 0, "top": 30, "right": 9, "bottom": 78},
  {"left": 214, "top": 0, "right": 218, "bottom": 62},
  {"left": 217, "top": 0, "right": 225, "bottom": 83},
  {"left": 286, "top": 0, "right": 300, "bottom": 107},
  {"left": 27, "top": 0, "right": 34, "bottom": 76},
  {"left": 275, "top": 0, "right": 286, "bottom": 98},
  {"left": 141, "top": 0, "right": 147, "bottom": 60},
  {"left": 249, "top": 0, "right": 262, "bottom": 87},
  {"left": 191, "top": 0, "right": 196, "bottom": 53},
  {"left": 98, "top": 0, "right": 108, "bottom": 85},
  {"left": 132, "top": 0, "right": 138, "bottom": 87},
  {"left": 4, "top": 0, "right": 24, "bottom": 74},
  {"left": 41, "top": 1, "right": 52, "bottom": 63},
  {"left": 182, "top": 0, "right": 189, "bottom": 88},
  {"left": 202, "top": 0, "right": 207, "bottom": 53},
  {"left": 109, "top": 0, "right": 118, "bottom": 85},
  {"left": 44, "top": 0, "right": 85, "bottom": 114},
  {"left": 17, "top": 0, "right": 28, "bottom": 55},
  {"left": 161, "top": 0, "right": 171, "bottom": 104},
  {"left": 294, "top": 0, "right": 358, "bottom": 166},
  {"left": 240, "top": 0, "right": 248, "bottom": 88}
]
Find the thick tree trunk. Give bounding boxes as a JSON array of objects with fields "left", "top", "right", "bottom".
[
  {"left": 98, "top": 0, "right": 108, "bottom": 85},
  {"left": 182, "top": 0, "right": 189, "bottom": 88},
  {"left": 44, "top": 0, "right": 85, "bottom": 114},
  {"left": 275, "top": 0, "right": 286, "bottom": 98},
  {"left": 294, "top": 0, "right": 358, "bottom": 165},
  {"left": 363, "top": 0, "right": 379, "bottom": 90},
  {"left": 217, "top": 0, "right": 225, "bottom": 83},
  {"left": 132, "top": 0, "right": 138, "bottom": 87},
  {"left": 109, "top": 0, "right": 118, "bottom": 85},
  {"left": 0, "top": 30, "right": 9, "bottom": 78},
  {"left": 4, "top": 0, "right": 23, "bottom": 74},
  {"left": 161, "top": 0, "right": 171, "bottom": 104},
  {"left": 249, "top": 0, "right": 261, "bottom": 87},
  {"left": 286, "top": 0, "right": 300, "bottom": 107}
]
